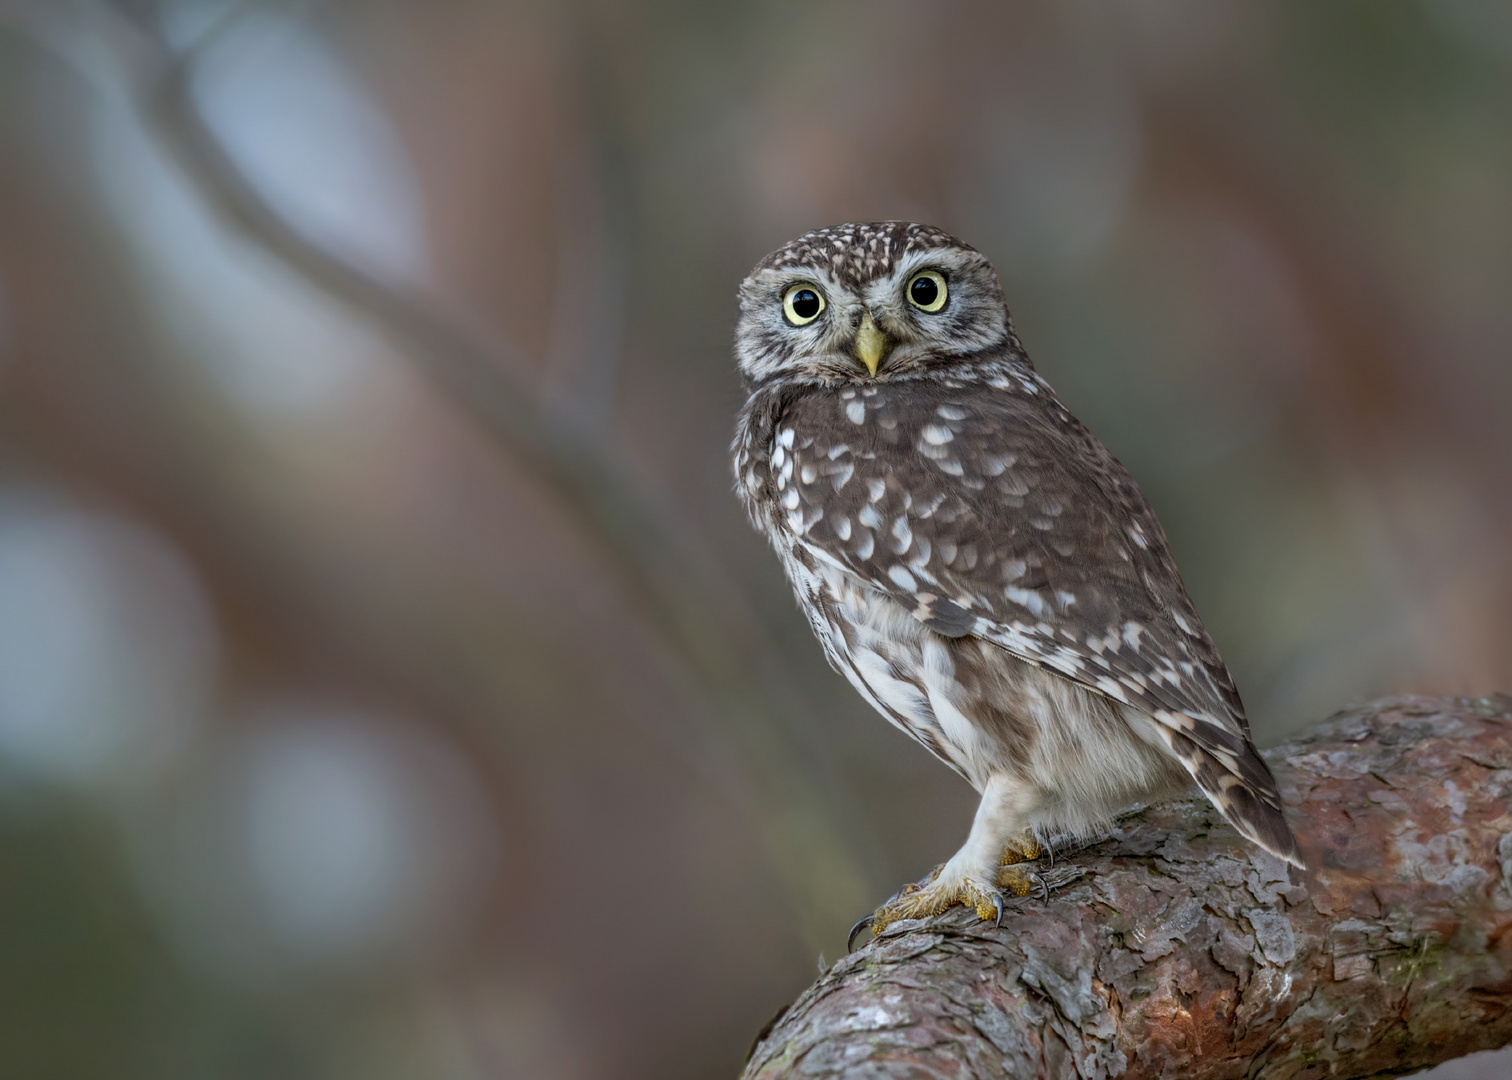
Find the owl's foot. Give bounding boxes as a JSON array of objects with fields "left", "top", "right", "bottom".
[
  {"left": 998, "top": 862, "right": 1047, "bottom": 900},
  {"left": 998, "top": 831, "right": 1048, "bottom": 901},
  {"left": 863, "top": 863, "right": 1046, "bottom": 940},
  {"left": 1000, "top": 830, "right": 1042, "bottom": 866},
  {"left": 849, "top": 839, "right": 1051, "bottom": 950},
  {"left": 867, "top": 868, "right": 1002, "bottom": 938}
]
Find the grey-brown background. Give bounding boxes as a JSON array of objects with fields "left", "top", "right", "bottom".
[{"left": 0, "top": 2, "right": 1509, "bottom": 1077}]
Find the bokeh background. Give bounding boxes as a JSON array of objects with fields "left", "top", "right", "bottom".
[{"left": 1, "top": 1, "right": 1510, "bottom": 1077}]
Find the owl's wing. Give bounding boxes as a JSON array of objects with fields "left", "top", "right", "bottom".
[{"left": 776, "top": 373, "right": 1302, "bottom": 866}]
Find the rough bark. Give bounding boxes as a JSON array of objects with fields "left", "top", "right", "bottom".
[{"left": 743, "top": 694, "right": 1512, "bottom": 1079}]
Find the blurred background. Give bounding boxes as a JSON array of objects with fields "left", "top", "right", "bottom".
[{"left": 0, "top": 1, "right": 1510, "bottom": 1076}]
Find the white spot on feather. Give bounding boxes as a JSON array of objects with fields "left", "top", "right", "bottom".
[
  {"left": 1094, "top": 676, "right": 1130, "bottom": 703},
  {"left": 845, "top": 400, "right": 866, "bottom": 425},
  {"left": 890, "top": 517, "right": 912, "bottom": 554},
  {"left": 1005, "top": 587, "right": 1047, "bottom": 617},
  {"left": 887, "top": 565, "right": 918, "bottom": 591}
]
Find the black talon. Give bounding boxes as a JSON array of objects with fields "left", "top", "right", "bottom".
[
  {"left": 847, "top": 915, "right": 874, "bottom": 952},
  {"left": 1030, "top": 872, "right": 1049, "bottom": 903},
  {"left": 992, "top": 892, "right": 1005, "bottom": 928}
]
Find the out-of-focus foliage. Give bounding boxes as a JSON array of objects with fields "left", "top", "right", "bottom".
[{"left": 0, "top": 2, "right": 1509, "bottom": 1077}]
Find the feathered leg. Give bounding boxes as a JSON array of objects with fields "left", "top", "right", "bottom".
[{"left": 871, "top": 773, "right": 1044, "bottom": 934}]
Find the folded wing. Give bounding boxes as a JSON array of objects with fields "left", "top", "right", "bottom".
[{"left": 774, "top": 374, "right": 1303, "bottom": 866}]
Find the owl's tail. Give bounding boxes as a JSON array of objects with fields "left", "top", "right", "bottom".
[{"left": 1160, "top": 714, "right": 1306, "bottom": 869}]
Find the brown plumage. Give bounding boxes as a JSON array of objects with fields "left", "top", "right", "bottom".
[{"left": 732, "top": 222, "right": 1302, "bottom": 931}]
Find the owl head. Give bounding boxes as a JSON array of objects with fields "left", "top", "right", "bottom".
[{"left": 734, "top": 222, "right": 1021, "bottom": 388}]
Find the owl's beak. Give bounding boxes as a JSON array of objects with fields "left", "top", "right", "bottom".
[{"left": 855, "top": 311, "right": 887, "bottom": 376}]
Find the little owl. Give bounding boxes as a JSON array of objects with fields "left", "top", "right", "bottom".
[{"left": 731, "top": 222, "right": 1303, "bottom": 940}]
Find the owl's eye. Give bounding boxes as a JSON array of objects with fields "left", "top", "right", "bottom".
[
  {"left": 907, "top": 270, "right": 948, "bottom": 313},
  {"left": 782, "top": 283, "right": 825, "bottom": 326}
]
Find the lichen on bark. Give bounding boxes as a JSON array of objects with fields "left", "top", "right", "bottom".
[{"left": 743, "top": 695, "right": 1512, "bottom": 1079}]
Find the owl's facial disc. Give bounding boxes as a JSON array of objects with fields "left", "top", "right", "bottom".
[{"left": 735, "top": 223, "right": 1017, "bottom": 387}]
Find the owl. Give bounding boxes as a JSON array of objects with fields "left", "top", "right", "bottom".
[{"left": 731, "top": 222, "right": 1303, "bottom": 939}]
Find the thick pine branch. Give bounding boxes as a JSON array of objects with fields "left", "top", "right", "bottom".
[{"left": 744, "top": 694, "right": 1512, "bottom": 1079}]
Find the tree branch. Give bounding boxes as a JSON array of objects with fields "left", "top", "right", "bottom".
[
  {"left": 61, "top": 0, "right": 875, "bottom": 945},
  {"left": 744, "top": 694, "right": 1512, "bottom": 1079}
]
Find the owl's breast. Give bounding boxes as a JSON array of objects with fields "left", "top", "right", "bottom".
[{"left": 777, "top": 537, "right": 1002, "bottom": 783}]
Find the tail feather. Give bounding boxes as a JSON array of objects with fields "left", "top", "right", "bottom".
[{"left": 1164, "top": 724, "right": 1305, "bottom": 869}]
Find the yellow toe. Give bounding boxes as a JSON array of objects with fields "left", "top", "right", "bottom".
[
  {"left": 999, "top": 830, "right": 1042, "bottom": 866},
  {"left": 997, "top": 863, "right": 1038, "bottom": 897}
]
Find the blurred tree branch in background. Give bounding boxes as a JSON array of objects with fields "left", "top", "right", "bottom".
[
  {"left": 83, "top": 0, "right": 876, "bottom": 945},
  {"left": 745, "top": 695, "right": 1512, "bottom": 1079}
]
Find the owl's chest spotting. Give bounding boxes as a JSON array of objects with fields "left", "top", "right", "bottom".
[{"left": 771, "top": 534, "right": 988, "bottom": 782}]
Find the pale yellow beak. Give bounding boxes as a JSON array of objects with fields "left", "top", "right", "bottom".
[{"left": 855, "top": 311, "right": 886, "bottom": 376}]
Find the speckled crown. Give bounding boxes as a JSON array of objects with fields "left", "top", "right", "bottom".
[{"left": 756, "top": 222, "right": 970, "bottom": 288}]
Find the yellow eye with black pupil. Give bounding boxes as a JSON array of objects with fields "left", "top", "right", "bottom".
[
  {"left": 907, "top": 270, "right": 948, "bottom": 312},
  {"left": 782, "top": 283, "right": 825, "bottom": 326}
]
